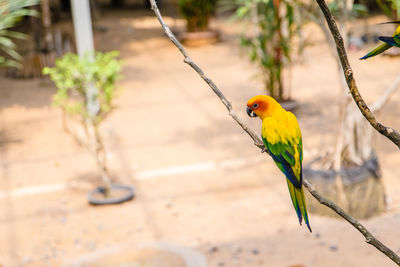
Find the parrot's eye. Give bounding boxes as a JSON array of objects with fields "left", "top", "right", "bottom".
[{"left": 252, "top": 103, "right": 259, "bottom": 109}]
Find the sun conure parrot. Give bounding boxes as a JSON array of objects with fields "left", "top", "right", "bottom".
[
  {"left": 360, "top": 22, "right": 400, "bottom": 60},
  {"left": 246, "top": 95, "right": 311, "bottom": 232}
]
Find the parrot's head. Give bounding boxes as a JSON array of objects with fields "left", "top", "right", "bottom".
[{"left": 246, "top": 95, "right": 280, "bottom": 120}]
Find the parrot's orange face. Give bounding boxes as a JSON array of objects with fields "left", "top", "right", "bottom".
[{"left": 246, "top": 95, "right": 278, "bottom": 119}]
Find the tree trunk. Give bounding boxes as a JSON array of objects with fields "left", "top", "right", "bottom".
[
  {"left": 41, "top": 0, "right": 53, "bottom": 52},
  {"left": 30, "top": 5, "right": 42, "bottom": 52},
  {"left": 92, "top": 122, "right": 112, "bottom": 194}
]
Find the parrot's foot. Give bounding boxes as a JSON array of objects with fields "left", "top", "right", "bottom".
[{"left": 261, "top": 147, "right": 267, "bottom": 153}]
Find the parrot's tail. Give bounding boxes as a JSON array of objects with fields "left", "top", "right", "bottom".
[
  {"left": 360, "top": 43, "right": 392, "bottom": 60},
  {"left": 287, "top": 179, "right": 312, "bottom": 232}
]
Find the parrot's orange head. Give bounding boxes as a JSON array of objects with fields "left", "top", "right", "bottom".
[{"left": 246, "top": 95, "right": 280, "bottom": 119}]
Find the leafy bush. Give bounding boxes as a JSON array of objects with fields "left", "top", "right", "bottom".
[
  {"left": 372, "top": 0, "right": 400, "bottom": 20},
  {"left": 43, "top": 51, "right": 122, "bottom": 191},
  {"left": 0, "top": 0, "right": 39, "bottom": 68},
  {"left": 43, "top": 51, "right": 122, "bottom": 124},
  {"left": 230, "top": 0, "right": 302, "bottom": 101}
]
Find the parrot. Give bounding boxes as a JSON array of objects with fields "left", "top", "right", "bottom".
[
  {"left": 360, "top": 22, "right": 400, "bottom": 60},
  {"left": 246, "top": 95, "right": 311, "bottom": 232}
]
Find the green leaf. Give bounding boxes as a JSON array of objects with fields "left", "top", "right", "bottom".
[
  {"left": 1, "top": 30, "right": 27, "bottom": 39},
  {"left": 43, "top": 51, "right": 122, "bottom": 123},
  {"left": 236, "top": 6, "right": 249, "bottom": 18},
  {"left": 0, "top": 0, "right": 40, "bottom": 69}
]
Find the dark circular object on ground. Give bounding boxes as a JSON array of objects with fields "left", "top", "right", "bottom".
[{"left": 88, "top": 184, "right": 135, "bottom": 205}]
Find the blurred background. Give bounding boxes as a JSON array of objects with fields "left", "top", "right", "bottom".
[{"left": 1, "top": 0, "right": 400, "bottom": 266}]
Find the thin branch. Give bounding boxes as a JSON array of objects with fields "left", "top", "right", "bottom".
[
  {"left": 314, "top": 0, "right": 400, "bottom": 149},
  {"left": 150, "top": 1, "right": 264, "bottom": 150},
  {"left": 149, "top": 0, "right": 400, "bottom": 265},
  {"left": 371, "top": 75, "right": 400, "bottom": 113},
  {"left": 303, "top": 180, "right": 400, "bottom": 265}
]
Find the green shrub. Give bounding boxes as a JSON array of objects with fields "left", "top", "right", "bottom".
[
  {"left": 0, "top": 0, "right": 39, "bottom": 69},
  {"left": 43, "top": 51, "right": 122, "bottom": 124},
  {"left": 229, "top": 0, "right": 302, "bottom": 101}
]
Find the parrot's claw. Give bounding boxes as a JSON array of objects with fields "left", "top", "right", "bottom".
[{"left": 261, "top": 147, "right": 267, "bottom": 153}]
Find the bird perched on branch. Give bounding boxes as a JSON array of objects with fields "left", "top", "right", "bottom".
[
  {"left": 246, "top": 95, "right": 311, "bottom": 232},
  {"left": 360, "top": 22, "right": 400, "bottom": 60}
]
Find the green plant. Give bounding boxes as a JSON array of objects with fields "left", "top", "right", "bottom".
[
  {"left": 327, "top": 1, "right": 368, "bottom": 18},
  {"left": 230, "top": 0, "right": 302, "bottom": 101},
  {"left": 178, "top": 0, "right": 218, "bottom": 32},
  {"left": 376, "top": 0, "right": 400, "bottom": 19},
  {"left": 43, "top": 51, "right": 122, "bottom": 193},
  {"left": 0, "top": 0, "right": 39, "bottom": 68},
  {"left": 43, "top": 51, "right": 122, "bottom": 124}
]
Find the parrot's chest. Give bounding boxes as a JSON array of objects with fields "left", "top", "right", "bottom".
[{"left": 261, "top": 119, "right": 285, "bottom": 144}]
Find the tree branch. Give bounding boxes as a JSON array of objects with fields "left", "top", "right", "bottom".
[
  {"left": 150, "top": 1, "right": 264, "bottom": 150},
  {"left": 303, "top": 180, "right": 400, "bottom": 265},
  {"left": 149, "top": 0, "right": 400, "bottom": 265},
  {"left": 314, "top": 0, "right": 400, "bottom": 149},
  {"left": 371, "top": 75, "right": 400, "bottom": 113}
]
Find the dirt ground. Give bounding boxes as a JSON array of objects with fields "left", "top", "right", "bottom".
[{"left": 1, "top": 4, "right": 400, "bottom": 267}]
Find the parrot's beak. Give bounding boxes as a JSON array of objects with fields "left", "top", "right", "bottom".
[{"left": 246, "top": 106, "right": 257, "bottom": 117}]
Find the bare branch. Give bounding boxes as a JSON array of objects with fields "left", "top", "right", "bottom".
[
  {"left": 371, "top": 75, "right": 400, "bottom": 113},
  {"left": 149, "top": 0, "right": 400, "bottom": 265},
  {"left": 303, "top": 180, "right": 400, "bottom": 265},
  {"left": 314, "top": 0, "right": 400, "bottom": 149},
  {"left": 150, "top": 1, "right": 264, "bottom": 150}
]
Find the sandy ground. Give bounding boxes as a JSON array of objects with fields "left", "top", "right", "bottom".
[{"left": 1, "top": 5, "right": 400, "bottom": 267}]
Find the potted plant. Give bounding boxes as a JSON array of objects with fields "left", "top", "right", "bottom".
[
  {"left": 229, "top": 0, "right": 304, "bottom": 108},
  {"left": 177, "top": 0, "right": 219, "bottom": 46},
  {"left": 43, "top": 51, "right": 135, "bottom": 205}
]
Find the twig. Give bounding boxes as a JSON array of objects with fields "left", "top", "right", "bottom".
[
  {"left": 149, "top": 0, "right": 400, "bottom": 265},
  {"left": 150, "top": 0, "right": 264, "bottom": 150},
  {"left": 314, "top": 0, "right": 400, "bottom": 149},
  {"left": 303, "top": 180, "right": 400, "bottom": 265}
]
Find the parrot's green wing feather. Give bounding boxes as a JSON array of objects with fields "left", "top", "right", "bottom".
[
  {"left": 379, "top": 36, "right": 399, "bottom": 47},
  {"left": 261, "top": 114, "right": 302, "bottom": 188},
  {"left": 298, "top": 139, "right": 303, "bottom": 162},
  {"left": 360, "top": 42, "right": 392, "bottom": 59},
  {"left": 360, "top": 24, "right": 400, "bottom": 60},
  {"left": 262, "top": 136, "right": 302, "bottom": 188},
  {"left": 394, "top": 34, "right": 400, "bottom": 46},
  {"left": 261, "top": 114, "right": 311, "bottom": 231},
  {"left": 265, "top": 141, "right": 295, "bottom": 166}
]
